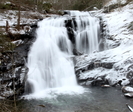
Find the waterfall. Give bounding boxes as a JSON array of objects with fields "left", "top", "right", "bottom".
[
  {"left": 25, "top": 11, "right": 100, "bottom": 97},
  {"left": 68, "top": 11, "right": 100, "bottom": 54}
]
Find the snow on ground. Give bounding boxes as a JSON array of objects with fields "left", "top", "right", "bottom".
[
  {"left": 104, "top": 3, "right": 133, "bottom": 41},
  {"left": 76, "top": 1, "right": 133, "bottom": 86},
  {"left": 105, "top": 0, "right": 127, "bottom": 7},
  {"left": 0, "top": 10, "right": 47, "bottom": 35},
  {"left": 0, "top": 10, "right": 45, "bottom": 26},
  {"left": 0, "top": 10, "right": 60, "bottom": 34}
]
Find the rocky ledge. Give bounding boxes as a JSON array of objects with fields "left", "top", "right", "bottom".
[
  {"left": 74, "top": 42, "right": 133, "bottom": 87},
  {"left": 0, "top": 22, "right": 38, "bottom": 99}
]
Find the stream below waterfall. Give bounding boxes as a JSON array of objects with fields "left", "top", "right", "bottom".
[{"left": 6, "top": 87, "right": 133, "bottom": 112}]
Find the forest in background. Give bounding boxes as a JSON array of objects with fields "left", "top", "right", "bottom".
[
  {"left": 0, "top": 0, "right": 110, "bottom": 13},
  {"left": 1, "top": 0, "right": 133, "bottom": 14}
]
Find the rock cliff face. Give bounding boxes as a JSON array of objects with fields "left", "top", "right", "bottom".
[{"left": 0, "top": 24, "right": 37, "bottom": 99}]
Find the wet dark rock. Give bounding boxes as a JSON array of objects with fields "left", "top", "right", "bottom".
[
  {"left": 0, "top": 66, "right": 7, "bottom": 72},
  {"left": 94, "top": 62, "right": 101, "bottom": 68},
  {"left": 111, "top": 80, "right": 122, "bottom": 87},
  {"left": 63, "top": 11, "right": 69, "bottom": 15},
  {"left": 129, "top": 78, "right": 133, "bottom": 85},
  {"left": 126, "top": 68, "right": 133, "bottom": 85},
  {"left": 65, "top": 19, "right": 73, "bottom": 28},
  {"left": 78, "top": 77, "right": 92, "bottom": 84},
  {"left": 128, "top": 21, "right": 133, "bottom": 31},
  {"left": 91, "top": 76, "right": 109, "bottom": 86},
  {"left": 79, "top": 82, "right": 86, "bottom": 86},
  {"left": 0, "top": 51, "right": 25, "bottom": 72},
  {"left": 14, "top": 27, "right": 37, "bottom": 62},
  {"left": 30, "top": 22, "right": 38, "bottom": 28},
  {"left": 101, "top": 62, "right": 114, "bottom": 69},
  {"left": 64, "top": 17, "right": 78, "bottom": 45},
  {"left": 127, "top": 71, "right": 133, "bottom": 79},
  {"left": 73, "top": 49, "right": 83, "bottom": 56},
  {"left": 67, "top": 27, "right": 75, "bottom": 44},
  {"left": 65, "top": 18, "right": 76, "bottom": 45},
  {"left": 24, "top": 80, "right": 34, "bottom": 94},
  {"left": 15, "top": 43, "right": 30, "bottom": 59},
  {"left": 98, "top": 17, "right": 109, "bottom": 51},
  {"left": 0, "top": 22, "right": 37, "bottom": 98}
]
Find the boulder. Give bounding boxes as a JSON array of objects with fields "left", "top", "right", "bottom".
[
  {"left": 91, "top": 76, "right": 109, "bottom": 86},
  {"left": 122, "top": 86, "right": 133, "bottom": 93},
  {"left": 124, "top": 93, "right": 133, "bottom": 98},
  {"left": 101, "top": 85, "right": 111, "bottom": 88}
]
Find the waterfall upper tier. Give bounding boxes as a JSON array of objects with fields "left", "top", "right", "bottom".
[{"left": 65, "top": 10, "right": 100, "bottom": 54}]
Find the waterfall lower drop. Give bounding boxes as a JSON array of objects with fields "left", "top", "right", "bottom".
[{"left": 24, "top": 11, "right": 100, "bottom": 99}]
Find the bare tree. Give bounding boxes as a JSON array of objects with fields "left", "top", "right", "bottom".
[{"left": 17, "top": 5, "right": 21, "bottom": 31}]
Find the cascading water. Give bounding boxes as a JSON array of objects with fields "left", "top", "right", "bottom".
[
  {"left": 25, "top": 17, "right": 77, "bottom": 95},
  {"left": 24, "top": 11, "right": 100, "bottom": 98},
  {"left": 68, "top": 11, "right": 100, "bottom": 54}
]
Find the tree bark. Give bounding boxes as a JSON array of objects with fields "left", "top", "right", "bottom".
[
  {"left": 6, "top": 21, "right": 9, "bottom": 32},
  {"left": 17, "top": 5, "right": 21, "bottom": 31}
]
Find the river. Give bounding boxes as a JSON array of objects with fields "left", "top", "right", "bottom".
[{"left": 9, "top": 87, "right": 133, "bottom": 112}]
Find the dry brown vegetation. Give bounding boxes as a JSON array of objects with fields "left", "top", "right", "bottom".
[
  {"left": 0, "top": 0, "right": 110, "bottom": 12},
  {"left": 0, "top": 0, "right": 133, "bottom": 12}
]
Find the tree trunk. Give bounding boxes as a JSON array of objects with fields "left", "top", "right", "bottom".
[
  {"left": 17, "top": 5, "right": 21, "bottom": 31},
  {"left": 6, "top": 21, "right": 9, "bottom": 32}
]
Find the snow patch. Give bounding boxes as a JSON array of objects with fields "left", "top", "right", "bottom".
[{"left": 105, "top": 0, "right": 127, "bottom": 7}]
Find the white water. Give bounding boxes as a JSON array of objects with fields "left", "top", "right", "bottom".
[
  {"left": 69, "top": 11, "right": 100, "bottom": 54},
  {"left": 25, "top": 11, "right": 100, "bottom": 98}
]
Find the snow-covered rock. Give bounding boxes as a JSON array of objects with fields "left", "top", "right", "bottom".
[
  {"left": 11, "top": 39, "right": 23, "bottom": 46},
  {"left": 75, "top": 1, "right": 133, "bottom": 87},
  {"left": 122, "top": 86, "right": 133, "bottom": 93},
  {"left": 124, "top": 93, "right": 133, "bottom": 98}
]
